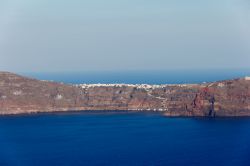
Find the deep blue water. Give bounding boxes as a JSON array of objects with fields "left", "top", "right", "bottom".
[
  {"left": 0, "top": 112, "right": 250, "bottom": 166},
  {"left": 2, "top": 70, "right": 250, "bottom": 165}
]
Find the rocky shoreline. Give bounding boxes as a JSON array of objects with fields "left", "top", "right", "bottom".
[{"left": 0, "top": 72, "right": 249, "bottom": 116}]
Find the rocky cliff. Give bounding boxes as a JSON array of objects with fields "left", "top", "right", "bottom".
[{"left": 0, "top": 72, "right": 249, "bottom": 116}]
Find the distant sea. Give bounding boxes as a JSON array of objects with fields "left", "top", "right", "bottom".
[
  {"left": 22, "top": 69, "right": 250, "bottom": 84},
  {"left": 1, "top": 69, "right": 249, "bottom": 166}
]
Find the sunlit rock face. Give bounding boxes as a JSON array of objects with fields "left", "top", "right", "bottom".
[{"left": 0, "top": 72, "right": 249, "bottom": 116}]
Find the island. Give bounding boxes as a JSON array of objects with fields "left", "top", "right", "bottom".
[{"left": 0, "top": 71, "right": 249, "bottom": 116}]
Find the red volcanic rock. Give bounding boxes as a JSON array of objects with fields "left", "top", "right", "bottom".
[{"left": 0, "top": 72, "right": 249, "bottom": 116}]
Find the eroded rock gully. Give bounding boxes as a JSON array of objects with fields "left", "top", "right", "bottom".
[{"left": 0, "top": 72, "right": 249, "bottom": 116}]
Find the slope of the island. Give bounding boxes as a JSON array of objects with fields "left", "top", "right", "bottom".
[{"left": 0, "top": 72, "right": 249, "bottom": 116}]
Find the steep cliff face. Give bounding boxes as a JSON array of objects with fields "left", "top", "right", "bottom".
[{"left": 0, "top": 72, "right": 249, "bottom": 116}]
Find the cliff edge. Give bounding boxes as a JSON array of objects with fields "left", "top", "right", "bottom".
[{"left": 0, "top": 72, "right": 249, "bottom": 116}]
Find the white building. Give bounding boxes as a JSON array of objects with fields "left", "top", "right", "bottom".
[{"left": 245, "top": 76, "right": 250, "bottom": 81}]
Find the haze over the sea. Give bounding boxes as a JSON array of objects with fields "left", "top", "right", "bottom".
[{"left": 0, "top": 0, "right": 250, "bottom": 73}]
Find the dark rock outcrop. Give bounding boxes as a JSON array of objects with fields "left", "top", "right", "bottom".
[{"left": 0, "top": 72, "right": 249, "bottom": 116}]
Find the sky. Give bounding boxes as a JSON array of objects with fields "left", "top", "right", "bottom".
[{"left": 0, "top": 0, "right": 250, "bottom": 72}]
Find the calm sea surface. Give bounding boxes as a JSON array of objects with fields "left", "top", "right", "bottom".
[
  {"left": 1, "top": 71, "right": 250, "bottom": 166},
  {"left": 22, "top": 69, "right": 250, "bottom": 84},
  {"left": 0, "top": 112, "right": 250, "bottom": 166}
]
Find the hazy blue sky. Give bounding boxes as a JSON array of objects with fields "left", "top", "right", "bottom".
[{"left": 0, "top": 0, "right": 249, "bottom": 72}]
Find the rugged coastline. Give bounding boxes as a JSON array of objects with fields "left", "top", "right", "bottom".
[{"left": 0, "top": 72, "right": 249, "bottom": 116}]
